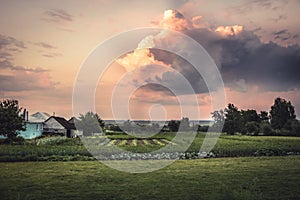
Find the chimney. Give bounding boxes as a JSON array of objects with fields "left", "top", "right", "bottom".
[
  {"left": 53, "top": 112, "right": 55, "bottom": 116},
  {"left": 26, "top": 111, "right": 29, "bottom": 121},
  {"left": 23, "top": 109, "right": 26, "bottom": 121}
]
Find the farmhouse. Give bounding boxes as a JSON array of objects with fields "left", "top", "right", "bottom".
[
  {"left": 43, "top": 116, "right": 82, "bottom": 138},
  {"left": 18, "top": 116, "right": 43, "bottom": 139},
  {"left": 18, "top": 112, "right": 50, "bottom": 139}
]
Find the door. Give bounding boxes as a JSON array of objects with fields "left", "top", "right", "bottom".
[{"left": 67, "top": 129, "right": 71, "bottom": 138}]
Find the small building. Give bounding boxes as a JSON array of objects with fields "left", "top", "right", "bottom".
[
  {"left": 68, "top": 117, "right": 83, "bottom": 137},
  {"left": 44, "top": 116, "right": 82, "bottom": 138},
  {"left": 17, "top": 112, "right": 49, "bottom": 139}
]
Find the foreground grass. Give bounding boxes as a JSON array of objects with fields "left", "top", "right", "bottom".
[{"left": 0, "top": 156, "right": 299, "bottom": 200}]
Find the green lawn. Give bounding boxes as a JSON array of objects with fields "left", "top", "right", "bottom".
[{"left": 0, "top": 156, "right": 299, "bottom": 200}]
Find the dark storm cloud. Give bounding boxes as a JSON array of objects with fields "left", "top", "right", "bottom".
[
  {"left": 149, "top": 48, "right": 209, "bottom": 94},
  {"left": 148, "top": 28, "right": 226, "bottom": 95},
  {"left": 149, "top": 26, "right": 300, "bottom": 94},
  {"left": 42, "top": 9, "right": 74, "bottom": 23},
  {"left": 205, "top": 31, "right": 300, "bottom": 92}
]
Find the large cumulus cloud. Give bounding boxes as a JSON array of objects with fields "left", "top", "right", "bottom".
[{"left": 144, "top": 9, "right": 300, "bottom": 94}]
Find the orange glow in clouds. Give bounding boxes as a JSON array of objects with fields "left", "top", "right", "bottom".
[
  {"left": 215, "top": 25, "right": 244, "bottom": 36},
  {"left": 116, "top": 35, "right": 168, "bottom": 72},
  {"left": 160, "top": 9, "right": 190, "bottom": 31}
]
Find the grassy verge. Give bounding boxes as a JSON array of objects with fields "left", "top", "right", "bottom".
[{"left": 0, "top": 156, "right": 299, "bottom": 200}]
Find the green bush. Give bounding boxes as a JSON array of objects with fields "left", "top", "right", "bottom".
[
  {"left": 245, "top": 122, "right": 260, "bottom": 136},
  {"left": 197, "top": 125, "right": 209, "bottom": 132},
  {"left": 272, "top": 129, "right": 292, "bottom": 136},
  {"left": 289, "top": 119, "right": 300, "bottom": 136},
  {"left": 254, "top": 148, "right": 286, "bottom": 156},
  {"left": 35, "top": 136, "right": 83, "bottom": 146},
  {"left": 3, "top": 136, "right": 25, "bottom": 145},
  {"left": 260, "top": 123, "right": 273, "bottom": 135}
]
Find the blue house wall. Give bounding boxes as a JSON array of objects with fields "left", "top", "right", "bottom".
[{"left": 18, "top": 122, "right": 43, "bottom": 139}]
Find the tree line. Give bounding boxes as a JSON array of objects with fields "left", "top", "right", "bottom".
[
  {"left": 1, "top": 97, "right": 299, "bottom": 141},
  {"left": 211, "top": 97, "right": 300, "bottom": 136}
]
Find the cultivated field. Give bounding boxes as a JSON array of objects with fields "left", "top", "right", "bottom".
[{"left": 0, "top": 133, "right": 299, "bottom": 161}]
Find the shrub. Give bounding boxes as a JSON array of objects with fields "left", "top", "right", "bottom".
[
  {"left": 289, "top": 119, "right": 300, "bottom": 136},
  {"left": 271, "top": 129, "right": 292, "bottom": 136},
  {"left": 3, "top": 136, "right": 25, "bottom": 145},
  {"left": 245, "top": 122, "right": 260, "bottom": 136},
  {"left": 260, "top": 123, "right": 273, "bottom": 135},
  {"left": 197, "top": 125, "right": 209, "bottom": 132},
  {"left": 35, "top": 136, "right": 83, "bottom": 146},
  {"left": 254, "top": 148, "right": 286, "bottom": 156}
]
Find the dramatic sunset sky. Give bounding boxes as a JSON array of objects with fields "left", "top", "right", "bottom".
[{"left": 0, "top": 0, "right": 299, "bottom": 120}]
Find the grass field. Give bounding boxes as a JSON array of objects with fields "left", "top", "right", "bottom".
[{"left": 0, "top": 156, "right": 299, "bottom": 200}]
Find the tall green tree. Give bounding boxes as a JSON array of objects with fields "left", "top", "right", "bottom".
[
  {"left": 223, "top": 104, "right": 242, "bottom": 135},
  {"left": 167, "top": 120, "right": 180, "bottom": 132},
  {"left": 0, "top": 99, "right": 25, "bottom": 139},
  {"left": 270, "top": 97, "right": 296, "bottom": 130},
  {"left": 180, "top": 117, "right": 190, "bottom": 130},
  {"left": 76, "top": 111, "right": 105, "bottom": 136},
  {"left": 259, "top": 111, "right": 269, "bottom": 123},
  {"left": 95, "top": 113, "right": 105, "bottom": 129},
  {"left": 211, "top": 110, "right": 225, "bottom": 129},
  {"left": 240, "top": 109, "right": 260, "bottom": 134},
  {"left": 241, "top": 109, "right": 260, "bottom": 123}
]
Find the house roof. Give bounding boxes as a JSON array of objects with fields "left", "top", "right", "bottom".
[
  {"left": 68, "top": 117, "right": 79, "bottom": 124},
  {"left": 21, "top": 111, "right": 50, "bottom": 123},
  {"left": 45, "top": 116, "right": 76, "bottom": 130},
  {"left": 27, "top": 115, "right": 44, "bottom": 123},
  {"left": 31, "top": 112, "right": 50, "bottom": 121}
]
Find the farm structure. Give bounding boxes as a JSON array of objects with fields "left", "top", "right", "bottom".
[
  {"left": 17, "top": 112, "right": 50, "bottom": 139},
  {"left": 43, "top": 116, "right": 82, "bottom": 137}
]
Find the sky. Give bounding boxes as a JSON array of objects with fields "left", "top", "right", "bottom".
[{"left": 0, "top": 0, "right": 300, "bottom": 120}]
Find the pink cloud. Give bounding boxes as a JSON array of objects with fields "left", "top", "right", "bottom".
[{"left": 215, "top": 25, "right": 244, "bottom": 36}]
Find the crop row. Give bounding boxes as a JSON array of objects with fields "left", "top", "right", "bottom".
[{"left": 106, "top": 139, "right": 175, "bottom": 146}]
